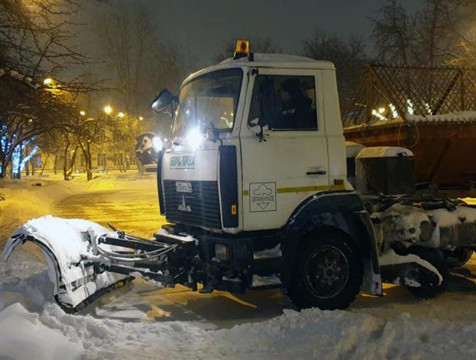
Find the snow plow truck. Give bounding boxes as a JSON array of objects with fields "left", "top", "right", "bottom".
[{"left": 5, "top": 41, "right": 476, "bottom": 312}]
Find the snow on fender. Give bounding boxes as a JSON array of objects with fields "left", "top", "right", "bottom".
[
  {"left": 3, "top": 216, "right": 127, "bottom": 311},
  {"left": 379, "top": 249, "right": 443, "bottom": 286}
]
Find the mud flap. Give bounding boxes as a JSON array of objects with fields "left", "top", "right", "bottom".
[{"left": 3, "top": 216, "right": 128, "bottom": 312}]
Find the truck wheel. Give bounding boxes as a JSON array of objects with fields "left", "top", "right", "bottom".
[
  {"left": 442, "top": 248, "right": 473, "bottom": 269},
  {"left": 287, "top": 228, "right": 363, "bottom": 310},
  {"left": 406, "top": 248, "right": 449, "bottom": 299}
]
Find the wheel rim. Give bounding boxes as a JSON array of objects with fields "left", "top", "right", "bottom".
[{"left": 304, "top": 245, "right": 350, "bottom": 299}]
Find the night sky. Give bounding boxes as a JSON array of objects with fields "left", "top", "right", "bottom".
[
  {"left": 143, "top": 0, "right": 420, "bottom": 67},
  {"left": 78, "top": 0, "right": 420, "bottom": 109}
]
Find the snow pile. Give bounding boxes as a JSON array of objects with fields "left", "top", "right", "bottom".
[
  {"left": 1, "top": 239, "right": 476, "bottom": 359},
  {"left": 1, "top": 291, "right": 476, "bottom": 359},
  {"left": 0, "top": 250, "right": 52, "bottom": 312},
  {"left": 0, "top": 303, "right": 83, "bottom": 360}
]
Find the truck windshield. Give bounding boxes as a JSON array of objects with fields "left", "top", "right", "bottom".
[{"left": 172, "top": 68, "right": 243, "bottom": 139}]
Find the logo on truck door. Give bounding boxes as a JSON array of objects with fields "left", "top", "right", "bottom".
[{"left": 250, "top": 182, "right": 276, "bottom": 212}]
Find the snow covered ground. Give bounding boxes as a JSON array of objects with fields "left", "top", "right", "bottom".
[{"left": 2, "top": 173, "right": 476, "bottom": 359}]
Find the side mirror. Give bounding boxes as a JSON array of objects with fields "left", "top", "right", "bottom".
[
  {"left": 249, "top": 117, "right": 260, "bottom": 128},
  {"left": 249, "top": 117, "right": 269, "bottom": 142},
  {"left": 150, "top": 89, "right": 178, "bottom": 113}
]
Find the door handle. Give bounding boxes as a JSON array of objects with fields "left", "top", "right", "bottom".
[{"left": 306, "top": 170, "right": 327, "bottom": 176}]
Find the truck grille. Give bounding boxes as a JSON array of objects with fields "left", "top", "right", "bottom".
[{"left": 163, "top": 180, "right": 222, "bottom": 229}]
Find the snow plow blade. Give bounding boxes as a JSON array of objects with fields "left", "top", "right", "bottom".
[
  {"left": 3, "top": 216, "right": 131, "bottom": 312},
  {"left": 3, "top": 216, "right": 198, "bottom": 312}
]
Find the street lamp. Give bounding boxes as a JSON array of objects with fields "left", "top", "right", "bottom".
[
  {"left": 103, "top": 105, "right": 113, "bottom": 115},
  {"left": 139, "top": 116, "right": 144, "bottom": 121},
  {"left": 117, "top": 112, "right": 125, "bottom": 118},
  {"left": 79, "top": 110, "right": 86, "bottom": 116}
]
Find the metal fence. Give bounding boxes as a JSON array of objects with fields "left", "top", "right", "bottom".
[{"left": 342, "top": 64, "right": 476, "bottom": 127}]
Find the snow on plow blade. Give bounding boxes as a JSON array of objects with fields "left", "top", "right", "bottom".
[{"left": 3, "top": 216, "right": 129, "bottom": 312}]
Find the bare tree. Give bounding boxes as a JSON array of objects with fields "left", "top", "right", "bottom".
[
  {"left": 0, "top": 0, "right": 94, "bottom": 76},
  {"left": 0, "top": 71, "right": 77, "bottom": 178},
  {"left": 301, "top": 31, "right": 368, "bottom": 111},
  {"left": 61, "top": 131, "right": 80, "bottom": 180},
  {"left": 372, "top": 0, "right": 476, "bottom": 67},
  {"left": 109, "top": 114, "right": 145, "bottom": 172},
  {"left": 372, "top": 0, "right": 417, "bottom": 66},
  {"left": 430, "top": 0, "right": 476, "bottom": 66},
  {"left": 0, "top": 0, "right": 109, "bottom": 178},
  {"left": 76, "top": 115, "right": 108, "bottom": 180},
  {"left": 96, "top": 0, "right": 188, "bottom": 116}
]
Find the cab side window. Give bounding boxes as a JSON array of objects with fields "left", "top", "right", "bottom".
[{"left": 248, "top": 75, "right": 318, "bottom": 131}]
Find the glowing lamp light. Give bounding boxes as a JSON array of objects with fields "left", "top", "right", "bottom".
[
  {"left": 152, "top": 137, "right": 163, "bottom": 151},
  {"left": 378, "top": 107, "right": 386, "bottom": 114},
  {"left": 372, "top": 109, "right": 388, "bottom": 121},
  {"left": 43, "top": 77, "right": 54, "bottom": 86},
  {"left": 389, "top": 103, "right": 399, "bottom": 119},
  {"left": 79, "top": 111, "right": 86, "bottom": 116},
  {"left": 103, "top": 105, "right": 113, "bottom": 115},
  {"left": 186, "top": 128, "right": 204, "bottom": 151},
  {"left": 406, "top": 99, "right": 415, "bottom": 115},
  {"left": 117, "top": 112, "right": 125, "bottom": 118},
  {"left": 139, "top": 116, "right": 144, "bottom": 121}
]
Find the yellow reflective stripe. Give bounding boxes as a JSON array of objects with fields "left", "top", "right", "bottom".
[{"left": 243, "top": 184, "right": 345, "bottom": 196}]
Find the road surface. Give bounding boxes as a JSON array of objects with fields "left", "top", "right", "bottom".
[{"left": 52, "top": 177, "right": 476, "bottom": 329}]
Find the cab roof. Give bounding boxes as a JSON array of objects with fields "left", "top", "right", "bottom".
[{"left": 182, "top": 53, "right": 335, "bottom": 87}]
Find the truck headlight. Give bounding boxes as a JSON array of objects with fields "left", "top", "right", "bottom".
[
  {"left": 152, "top": 137, "right": 163, "bottom": 151},
  {"left": 186, "top": 128, "right": 204, "bottom": 151},
  {"left": 215, "top": 243, "right": 231, "bottom": 261}
]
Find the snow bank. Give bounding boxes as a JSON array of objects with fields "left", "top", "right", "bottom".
[
  {"left": 0, "top": 303, "right": 83, "bottom": 360},
  {"left": 2, "top": 295, "right": 476, "bottom": 360},
  {"left": 1, "top": 247, "right": 476, "bottom": 359}
]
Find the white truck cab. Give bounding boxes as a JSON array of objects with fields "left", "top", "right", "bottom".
[
  {"left": 152, "top": 42, "right": 382, "bottom": 309},
  {"left": 158, "top": 52, "right": 349, "bottom": 233}
]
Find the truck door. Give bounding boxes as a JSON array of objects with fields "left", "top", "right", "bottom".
[{"left": 240, "top": 69, "right": 330, "bottom": 231}]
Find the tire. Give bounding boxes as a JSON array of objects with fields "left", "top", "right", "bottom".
[
  {"left": 406, "top": 248, "right": 449, "bottom": 299},
  {"left": 286, "top": 228, "right": 363, "bottom": 310},
  {"left": 442, "top": 248, "right": 473, "bottom": 269}
]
